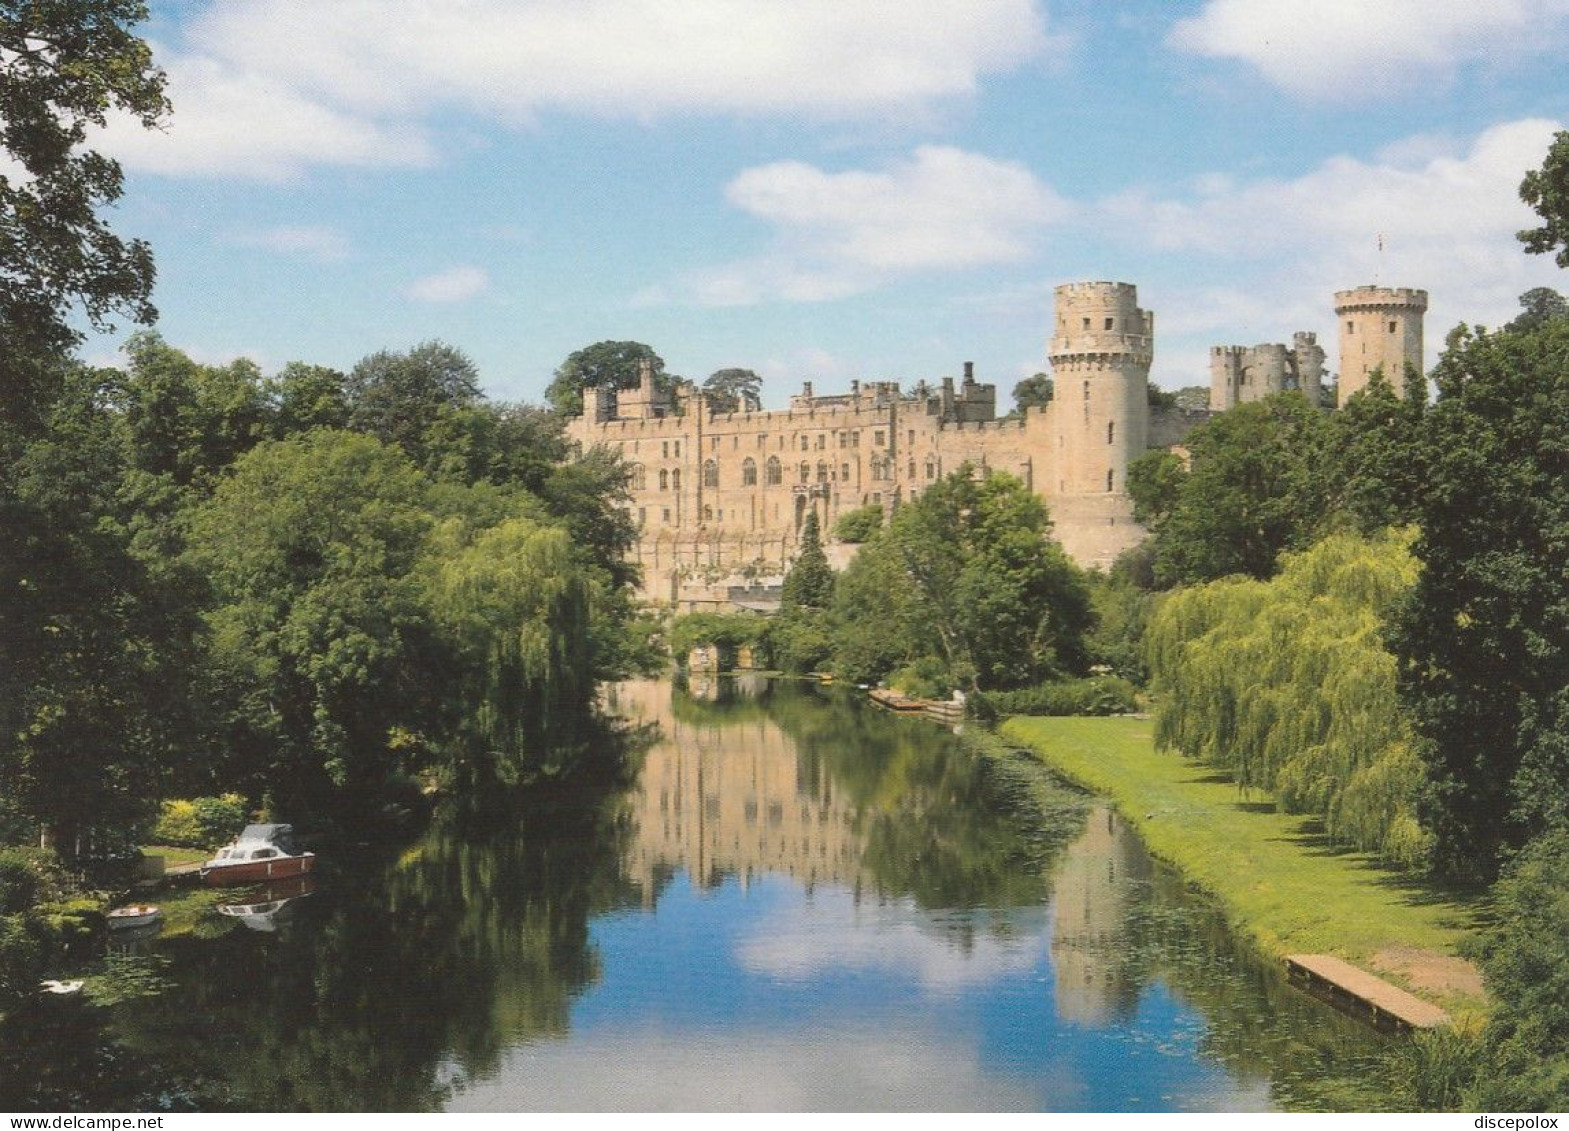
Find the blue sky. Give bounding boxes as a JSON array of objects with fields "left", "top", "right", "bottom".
[{"left": 83, "top": 0, "right": 1569, "bottom": 406}]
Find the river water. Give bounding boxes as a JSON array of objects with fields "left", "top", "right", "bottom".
[{"left": 2, "top": 677, "right": 1390, "bottom": 1112}]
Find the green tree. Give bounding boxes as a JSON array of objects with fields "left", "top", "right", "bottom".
[
  {"left": 1506, "top": 286, "right": 1569, "bottom": 333},
  {"left": 701, "top": 367, "right": 762, "bottom": 414},
  {"left": 781, "top": 510, "right": 834, "bottom": 612},
  {"left": 0, "top": 0, "right": 167, "bottom": 429},
  {"left": 1518, "top": 129, "right": 1569, "bottom": 267},
  {"left": 184, "top": 431, "right": 438, "bottom": 809},
  {"left": 1324, "top": 368, "right": 1428, "bottom": 534},
  {"left": 268, "top": 362, "right": 350, "bottom": 435},
  {"left": 1390, "top": 314, "right": 1569, "bottom": 874},
  {"left": 346, "top": 341, "right": 482, "bottom": 471},
  {"left": 1149, "top": 529, "right": 1429, "bottom": 866},
  {"left": 833, "top": 468, "right": 1091, "bottom": 691},
  {"left": 1012, "top": 373, "right": 1053, "bottom": 412},
  {"left": 832, "top": 503, "right": 882, "bottom": 544},
  {"left": 1153, "top": 392, "right": 1332, "bottom": 584},
  {"left": 1126, "top": 449, "right": 1185, "bottom": 528},
  {"left": 1147, "top": 382, "right": 1176, "bottom": 409},
  {"left": 544, "top": 340, "right": 669, "bottom": 417}
]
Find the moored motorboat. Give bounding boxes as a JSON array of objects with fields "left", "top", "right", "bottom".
[
  {"left": 106, "top": 904, "right": 162, "bottom": 930},
  {"left": 201, "top": 824, "right": 316, "bottom": 887}
]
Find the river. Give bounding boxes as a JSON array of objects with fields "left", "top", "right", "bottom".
[{"left": 1, "top": 677, "right": 1391, "bottom": 1111}]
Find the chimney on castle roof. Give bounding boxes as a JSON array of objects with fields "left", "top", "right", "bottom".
[
  {"left": 802, "top": 380, "right": 813, "bottom": 398},
  {"left": 963, "top": 361, "right": 975, "bottom": 385}
]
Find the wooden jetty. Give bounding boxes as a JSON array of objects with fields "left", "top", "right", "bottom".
[
  {"left": 1285, "top": 954, "right": 1451, "bottom": 1031},
  {"left": 867, "top": 688, "right": 964, "bottom": 724}
]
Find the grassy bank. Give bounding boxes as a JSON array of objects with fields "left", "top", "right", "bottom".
[{"left": 1000, "top": 715, "right": 1487, "bottom": 1014}]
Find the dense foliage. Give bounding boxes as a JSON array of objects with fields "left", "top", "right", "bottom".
[
  {"left": 543, "top": 340, "right": 671, "bottom": 417},
  {"left": 1389, "top": 310, "right": 1569, "bottom": 874},
  {"left": 1149, "top": 530, "right": 1430, "bottom": 866},
  {"left": 830, "top": 467, "right": 1092, "bottom": 693}
]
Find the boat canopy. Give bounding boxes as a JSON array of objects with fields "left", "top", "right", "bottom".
[{"left": 236, "top": 823, "right": 297, "bottom": 852}]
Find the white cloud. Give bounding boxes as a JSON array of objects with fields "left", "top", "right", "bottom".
[
  {"left": 1099, "top": 118, "right": 1567, "bottom": 350},
  {"left": 737, "top": 896, "right": 1047, "bottom": 991},
  {"left": 671, "top": 146, "right": 1069, "bottom": 305},
  {"left": 100, "top": 1, "right": 1056, "bottom": 179},
  {"left": 404, "top": 265, "right": 491, "bottom": 303},
  {"left": 1169, "top": 0, "right": 1569, "bottom": 99},
  {"left": 233, "top": 225, "right": 351, "bottom": 262}
]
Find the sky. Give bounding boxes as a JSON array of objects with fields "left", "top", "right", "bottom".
[{"left": 80, "top": 0, "right": 1569, "bottom": 406}]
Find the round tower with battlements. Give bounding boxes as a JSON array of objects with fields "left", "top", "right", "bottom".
[
  {"left": 1335, "top": 286, "right": 1427, "bottom": 403},
  {"left": 1047, "top": 282, "right": 1152, "bottom": 566}
]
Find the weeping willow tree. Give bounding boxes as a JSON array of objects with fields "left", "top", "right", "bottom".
[
  {"left": 1148, "top": 529, "right": 1431, "bottom": 867},
  {"left": 423, "top": 516, "right": 596, "bottom": 787}
]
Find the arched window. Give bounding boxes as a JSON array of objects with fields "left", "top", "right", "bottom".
[
  {"left": 799, "top": 461, "right": 810, "bottom": 484},
  {"left": 1106, "top": 468, "right": 1115, "bottom": 492},
  {"left": 766, "top": 456, "right": 782, "bottom": 485},
  {"left": 658, "top": 469, "right": 669, "bottom": 490},
  {"left": 816, "top": 461, "right": 829, "bottom": 483},
  {"left": 925, "top": 461, "right": 935, "bottom": 480},
  {"left": 742, "top": 457, "right": 757, "bottom": 486},
  {"left": 703, "top": 459, "right": 718, "bottom": 488},
  {"left": 630, "top": 463, "right": 646, "bottom": 491},
  {"left": 671, "top": 468, "right": 681, "bottom": 490}
]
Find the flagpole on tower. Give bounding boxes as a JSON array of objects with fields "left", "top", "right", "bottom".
[{"left": 1375, "top": 233, "right": 1385, "bottom": 286}]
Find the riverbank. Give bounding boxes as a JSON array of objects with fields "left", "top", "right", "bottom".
[{"left": 1000, "top": 715, "right": 1488, "bottom": 1017}]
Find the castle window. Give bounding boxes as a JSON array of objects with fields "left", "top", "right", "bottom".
[
  {"left": 1389, "top": 320, "right": 1398, "bottom": 333},
  {"left": 816, "top": 433, "right": 826, "bottom": 450},
  {"left": 663, "top": 507, "right": 671, "bottom": 522},
  {"left": 630, "top": 463, "right": 646, "bottom": 491},
  {"left": 671, "top": 469, "right": 681, "bottom": 490},
  {"left": 1082, "top": 317, "right": 1091, "bottom": 330},
  {"left": 851, "top": 432, "right": 859, "bottom": 448},
  {"left": 711, "top": 435, "right": 720, "bottom": 451},
  {"left": 638, "top": 507, "right": 646, "bottom": 527},
  {"left": 872, "top": 493, "right": 881, "bottom": 505},
  {"left": 673, "top": 441, "right": 680, "bottom": 457},
  {"left": 662, "top": 441, "right": 669, "bottom": 458},
  {"left": 1347, "top": 321, "right": 1355, "bottom": 334},
  {"left": 799, "top": 461, "right": 810, "bottom": 484},
  {"left": 703, "top": 505, "right": 713, "bottom": 522},
  {"left": 908, "top": 460, "right": 916, "bottom": 479},
  {"left": 1104, "top": 317, "right": 1114, "bottom": 331},
  {"left": 766, "top": 456, "right": 782, "bottom": 485},
  {"left": 801, "top": 435, "right": 809, "bottom": 451},
  {"left": 841, "top": 463, "right": 850, "bottom": 481},
  {"left": 757, "top": 433, "right": 767, "bottom": 447},
  {"left": 925, "top": 461, "right": 935, "bottom": 479},
  {"left": 908, "top": 429, "right": 914, "bottom": 446},
  {"left": 703, "top": 459, "right": 718, "bottom": 488},
  {"left": 875, "top": 430, "right": 885, "bottom": 446},
  {"left": 742, "top": 457, "right": 757, "bottom": 486},
  {"left": 659, "top": 469, "right": 669, "bottom": 490},
  {"left": 817, "top": 461, "right": 829, "bottom": 483},
  {"left": 1107, "top": 469, "right": 1115, "bottom": 492},
  {"left": 1107, "top": 421, "right": 1115, "bottom": 444}
]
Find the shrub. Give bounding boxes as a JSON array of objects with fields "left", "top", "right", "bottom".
[
  {"left": 0, "top": 913, "right": 49, "bottom": 1010},
  {"left": 832, "top": 504, "right": 882, "bottom": 544},
  {"left": 987, "top": 676, "right": 1138, "bottom": 717},
  {"left": 0, "top": 850, "right": 39, "bottom": 915},
  {"left": 150, "top": 795, "right": 248, "bottom": 848},
  {"left": 888, "top": 656, "right": 954, "bottom": 699}
]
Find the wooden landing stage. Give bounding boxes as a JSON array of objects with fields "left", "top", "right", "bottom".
[{"left": 1285, "top": 954, "right": 1451, "bottom": 1032}]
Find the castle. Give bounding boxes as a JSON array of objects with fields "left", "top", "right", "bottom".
[{"left": 565, "top": 282, "right": 1427, "bottom": 608}]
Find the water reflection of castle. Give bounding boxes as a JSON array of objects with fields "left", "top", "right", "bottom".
[
  {"left": 1049, "top": 804, "right": 1154, "bottom": 1024},
  {"left": 605, "top": 680, "right": 870, "bottom": 902}
]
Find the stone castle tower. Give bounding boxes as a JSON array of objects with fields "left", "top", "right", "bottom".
[
  {"left": 1334, "top": 286, "right": 1428, "bottom": 402},
  {"left": 1048, "top": 282, "right": 1151, "bottom": 496},
  {"left": 1209, "top": 332, "right": 1326, "bottom": 410}
]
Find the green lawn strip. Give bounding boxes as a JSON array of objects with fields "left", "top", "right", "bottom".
[
  {"left": 139, "top": 844, "right": 208, "bottom": 868},
  {"left": 1000, "top": 714, "right": 1487, "bottom": 1014}
]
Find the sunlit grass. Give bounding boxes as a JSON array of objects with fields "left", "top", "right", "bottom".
[{"left": 1001, "top": 715, "right": 1488, "bottom": 1013}]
